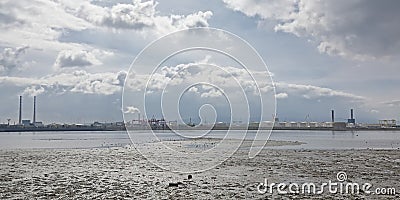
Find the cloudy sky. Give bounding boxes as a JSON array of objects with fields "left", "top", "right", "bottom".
[{"left": 0, "top": 0, "right": 399, "bottom": 124}]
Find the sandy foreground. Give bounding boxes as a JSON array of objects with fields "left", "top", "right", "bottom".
[{"left": 0, "top": 139, "right": 399, "bottom": 199}]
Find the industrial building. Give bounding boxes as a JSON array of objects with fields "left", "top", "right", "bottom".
[
  {"left": 17, "top": 95, "right": 43, "bottom": 127},
  {"left": 379, "top": 120, "right": 397, "bottom": 128},
  {"left": 270, "top": 109, "right": 358, "bottom": 130},
  {"left": 347, "top": 109, "right": 356, "bottom": 124}
]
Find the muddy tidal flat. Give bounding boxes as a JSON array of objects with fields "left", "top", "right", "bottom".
[{"left": 0, "top": 144, "right": 399, "bottom": 199}]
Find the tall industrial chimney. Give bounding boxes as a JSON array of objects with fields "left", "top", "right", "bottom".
[
  {"left": 347, "top": 108, "right": 356, "bottom": 124},
  {"left": 331, "top": 110, "right": 335, "bottom": 123},
  {"left": 33, "top": 96, "right": 36, "bottom": 124},
  {"left": 350, "top": 109, "right": 354, "bottom": 119},
  {"left": 18, "top": 96, "right": 22, "bottom": 125}
]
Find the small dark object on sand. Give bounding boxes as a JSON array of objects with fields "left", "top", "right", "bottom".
[
  {"left": 188, "top": 174, "right": 192, "bottom": 180},
  {"left": 168, "top": 182, "right": 183, "bottom": 187}
]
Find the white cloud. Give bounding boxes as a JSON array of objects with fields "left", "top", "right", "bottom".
[
  {"left": 137, "top": 62, "right": 202, "bottom": 92},
  {"left": 0, "top": 70, "right": 127, "bottom": 96},
  {"left": 169, "top": 11, "right": 213, "bottom": 29},
  {"left": 275, "top": 82, "right": 365, "bottom": 101},
  {"left": 116, "top": 71, "right": 127, "bottom": 87},
  {"left": 188, "top": 86, "right": 199, "bottom": 94},
  {"left": 54, "top": 50, "right": 101, "bottom": 69},
  {"left": 124, "top": 106, "right": 140, "bottom": 114},
  {"left": 275, "top": 92, "right": 288, "bottom": 99},
  {"left": 0, "top": 46, "right": 29, "bottom": 74},
  {"left": 222, "top": 0, "right": 296, "bottom": 21},
  {"left": 62, "top": 0, "right": 213, "bottom": 36},
  {"left": 0, "top": 0, "right": 92, "bottom": 51},
  {"left": 370, "top": 109, "right": 379, "bottom": 113},
  {"left": 123, "top": 60, "right": 377, "bottom": 121},
  {"left": 71, "top": 0, "right": 156, "bottom": 30},
  {"left": 200, "top": 87, "right": 223, "bottom": 98},
  {"left": 186, "top": 85, "right": 223, "bottom": 98},
  {"left": 222, "top": 0, "right": 400, "bottom": 60},
  {"left": 22, "top": 85, "right": 45, "bottom": 97},
  {"left": 126, "top": 59, "right": 365, "bottom": 102}
]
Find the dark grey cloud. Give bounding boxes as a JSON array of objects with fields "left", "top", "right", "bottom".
[
  {"left": 223, "top": 0, "right": 400, "bottom": 60},
  {"left": 0, "top": 12, "right": 25, "bottom": 28},
  {"left": 0, "top": 1, "right": 26, "bottom": 28}
]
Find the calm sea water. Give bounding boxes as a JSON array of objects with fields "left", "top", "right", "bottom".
[{"left": 0, "top": 130, "right": 399, "bottom": 150}]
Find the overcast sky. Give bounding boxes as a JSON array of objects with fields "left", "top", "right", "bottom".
[{"left": 0, "top": 0, "right": 399, "bottom": 124}]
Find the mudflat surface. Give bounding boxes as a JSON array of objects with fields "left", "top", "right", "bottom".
[{"left": 0, "top": 145, "right": 399, "bottom": 199}]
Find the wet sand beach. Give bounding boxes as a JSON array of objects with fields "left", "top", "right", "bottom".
[{"left": 0, "top": 139, "right": 399, "bottom": 199}]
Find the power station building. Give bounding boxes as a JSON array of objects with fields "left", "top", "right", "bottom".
[{"left": 17, "top": 95, "right": 43, "bottom": 127}]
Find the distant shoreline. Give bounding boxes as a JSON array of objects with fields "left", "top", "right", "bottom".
[{"left": 1, "top": 126, "right": 400, "bottom": 132}]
